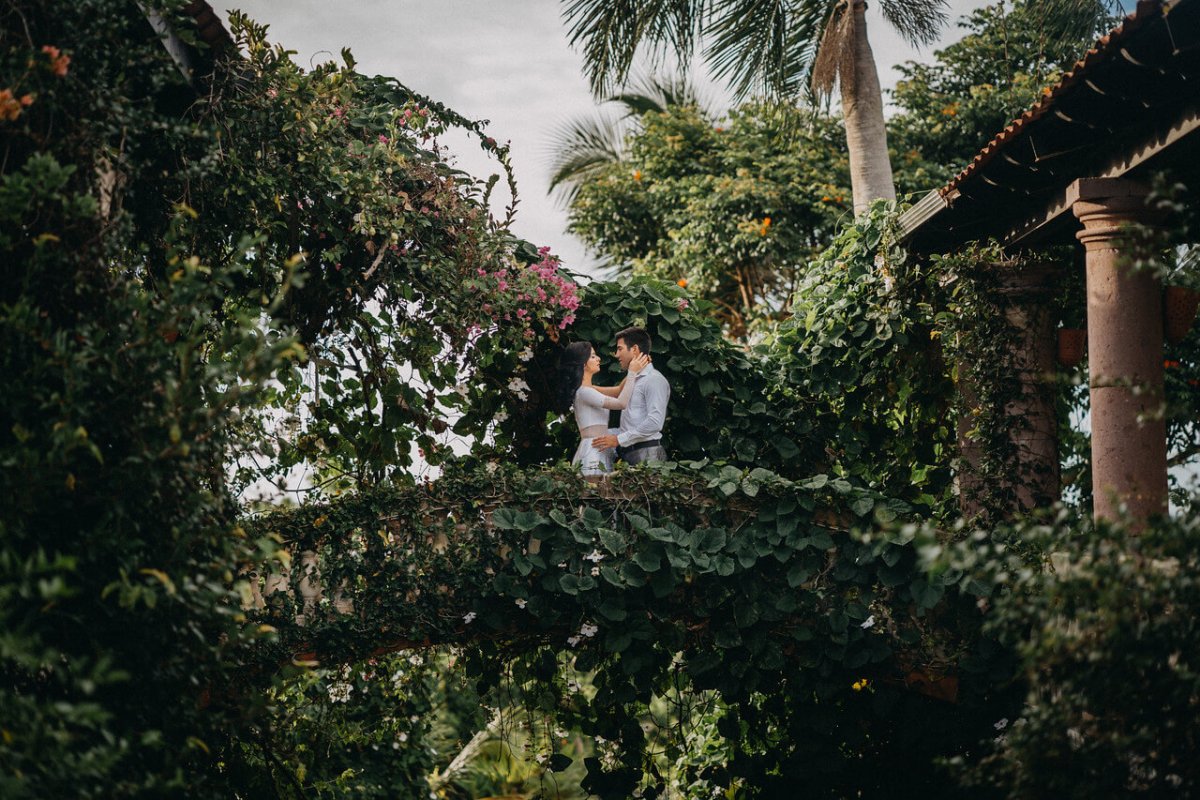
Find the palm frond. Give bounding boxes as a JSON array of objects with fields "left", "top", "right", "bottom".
[
  {"left": 610, "top": 72, "right": 712, "bottom": 117},
  {"left": 704, "top": 0, "right": 830, "bottom": 100},
  {"left": 546, "top": 113, "right": 628, "bottom": 204},
  {"left": 1033, "top": 0, "right": 1123, "bottom": 44},
  {"left": 878, "top": 0, "right": 949, "bottom": 48},
  {"left": 563, "top": 0, "right": 708, "bottom": 97}
]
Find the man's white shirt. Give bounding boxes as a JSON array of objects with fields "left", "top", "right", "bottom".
[{"left": 616, "top": 363, "right": 670, "bottom": 447}]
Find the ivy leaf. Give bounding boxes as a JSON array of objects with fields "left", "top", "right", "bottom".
[
  {"left": 559, "top": 574, "right": 582, "bottom": 595},
  {"left": 620, "top": 561, "right": 648, "bottom": 587},
  {"left": 692, "top": 527, "right": 726, "bottom": 553},
  {"left": 633, "top": 548, "right": 662, "bottom": 573},
  {"left": 548, "top": 753, "right": 573, "bottom": 772},
  {"left": 713, "top": 626, "right": 743, "bottom": 648},
  {"left": 909, "top": 578, "right": 944, "bottom": 609},
  {"left": 712, "top": 555, "right": 736, "bottom": 577},
  {"left": 598, "top": 599, "right": 628, "bottom": 621},
  {"left": 800, "top": 474, "right": 828, "bottom": 490},
  {"left": 599, "top": 528, "right": 627, "bottom": 555},
  {"left": 787, "top": 562, "right": 812, "bottom": 587},
  {"left": 625, "top": 512, "right": 650, "bottom": 532},
  {"left": 810, "top": 530, "right": 834, "bottom": 550},
  {"left": 850, "top": 494, "right": 875, "bottom": 517}
]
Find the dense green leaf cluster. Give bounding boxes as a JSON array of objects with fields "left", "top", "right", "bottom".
[
  {"left": 930, "top": 504, "right": 1200, "bottom": 797},
  {"left": 566, "top": 102, "right": 851, "bottom": 337},
  {"left": 773, "top": 205, "right": 956, "bottom": 513},
  {"left": 0, "top": 0, "right": 543, "bottom": 796},
  {"left": 251, "top": 460, "right": 995, "bottom": 798}
]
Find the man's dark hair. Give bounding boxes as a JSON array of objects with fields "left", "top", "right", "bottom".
[{"left": 616, "top": 326, "right": 652, "bottom": 354}]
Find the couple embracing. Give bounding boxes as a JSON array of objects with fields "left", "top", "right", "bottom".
[{"left": 553, "top": 327, "right": 670, "bottom": 476}]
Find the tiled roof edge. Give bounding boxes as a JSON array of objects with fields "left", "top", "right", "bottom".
[{"left": 938, "top": 0, "right": 1168, "bottom": 199}]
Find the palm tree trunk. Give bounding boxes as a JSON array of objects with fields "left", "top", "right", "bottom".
[{"left": 841, "top": 0, "right": 897, "bottom": 215}]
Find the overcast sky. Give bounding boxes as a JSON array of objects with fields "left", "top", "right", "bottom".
[{"left": 219, "top": 1, "right": 1000, "bottom": 275}]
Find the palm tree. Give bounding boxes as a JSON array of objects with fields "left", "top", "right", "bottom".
[
  {"left": 547, "top": 73, "right": 708, "bottom": 203},
  {"left": 560, "top": 0, "right": 949, "bottom": 214}
]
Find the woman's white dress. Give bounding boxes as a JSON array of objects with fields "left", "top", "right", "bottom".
[{"left": 571, "top": 380, "right": 635, "bottom": 476}]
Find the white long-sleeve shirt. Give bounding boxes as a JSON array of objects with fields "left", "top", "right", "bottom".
[{"left": 616, "top": 364, "right": 670, "bottom": 447}]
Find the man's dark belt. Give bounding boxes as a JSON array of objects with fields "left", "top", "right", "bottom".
[{"left": 616, "top": 439, "right": 662, "bottom": 458}]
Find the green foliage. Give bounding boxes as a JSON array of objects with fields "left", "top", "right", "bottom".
[
  {"left": 774, "top": 204, "right": 956, "bottom": 512},
  {"left": 6, "top": 1, "right": 1200, "bottom": 798},
  {"left": 567, "top": 102, "right": 850, "bottom": 337},
  {"left": 252, "top": 460, "right": 994, "bottom": 798},
  {"left": 933, "top": 505, "right": 1200, "bottom": 797},
  {"left": 0, "top": 0, "right": 543, "bottom": 796}
]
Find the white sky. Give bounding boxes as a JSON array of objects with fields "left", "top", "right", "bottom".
[{"left": 219, "top": 0, "right": 998, "bottom": 276}]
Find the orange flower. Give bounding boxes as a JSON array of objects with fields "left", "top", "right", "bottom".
[
  {"left": 758, "top": 217, "right": 771, "bottom": 236},
  {"left": 633, "top": 169, "right": 642, "bottom": 181},
  {"left": 42, "top": 45, "right": 70, "bottom": 77},
  {"left": 677, "top": 278, "right": 688, "bottom": 288},
  {"left": 0, "top": 89, "right": 22, "bottom": 121}
]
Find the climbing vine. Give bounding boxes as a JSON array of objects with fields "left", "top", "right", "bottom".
[{"left": 249, "top": 460, "right": 996, "bottom": 797}]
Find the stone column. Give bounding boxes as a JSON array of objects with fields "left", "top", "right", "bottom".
[
  {"left": 956, "top": 260, "right": 1060, "bottom": 518},
  {"left": 996, "top": 261, "right": 1061, "bottom": 512},
  {"left": 1070, "top": 178, "right": 1167, "bottom": 522}
]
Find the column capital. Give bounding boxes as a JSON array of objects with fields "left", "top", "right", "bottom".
[{"left": 1069, "top": 178, "right": 1162, "bottom": 251}]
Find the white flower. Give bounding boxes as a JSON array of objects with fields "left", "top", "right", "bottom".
[
  {"left": 579, "top": 622, "right": 599, "bottom": 638},
  {"left": 534, "top": 753, "right": 548, "bottom": 765},
  {"left": 506, "top": 376, "right": 530, "bottom": 400},
  {"left": 567, "top": 635, "right": 581, "bottom": 647},
  {"left": 452, "top": 383, "right": 469, "bottom": 397},
  {"left": 408, "top": 654, "right": 424, "bottom": 666},
  {"left": 397, "top": 732, "right": 408, "bottom": 743},
  {"left": 485, "top": 462, "right": 498, "bottom": 474},
  {"left": 327, "top": 682, "right": 352, "bottom": 703},
  {"left": 994, "top": 718, "right": 1008, "bottom": 731},
  {"left": 514, "top": 598, "right": 527, "bottom": 609},
  {"left": 462, "top": 611, "right": 477, "bottom": 624},
  {"left": 518, "top": 348, "right": 534, "bottom": 362},
  {"left": 584, "top": 550, "right": 605, "bottom": 563},
  {"left": 493, "top": 409, "right": 509, "bottom": 423},
  {"left": 590, "top": 566, "right": 600, "bottom": 577},
  {"left": 860, "top": 615, "right": 876, "bottom": 630}
]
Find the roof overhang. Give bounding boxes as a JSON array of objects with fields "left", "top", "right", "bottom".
[{"left": 899, "top": 0, "right": 1200, "bottom": 254}]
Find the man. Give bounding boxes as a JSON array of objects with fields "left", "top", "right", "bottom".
[{"left": 593, "top": 327, "right": 670, "bottom": 465}]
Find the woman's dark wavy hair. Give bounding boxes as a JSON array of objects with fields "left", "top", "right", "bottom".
[{"left": 552, "top": 341, "right": 593, "bottom": 415}]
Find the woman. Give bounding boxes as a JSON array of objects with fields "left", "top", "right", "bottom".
[{"left": 553, "top": 341, "right": 649, "bottom": 476}]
